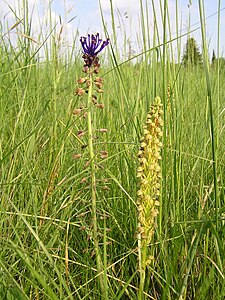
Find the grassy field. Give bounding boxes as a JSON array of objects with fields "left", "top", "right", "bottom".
[{"left": 0, "top": 1, "right": 225, "bottom": 299}]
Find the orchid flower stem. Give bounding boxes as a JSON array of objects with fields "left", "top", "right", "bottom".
[
  {"left": 138, "top": 236, "right": 147, "bottom": 299},
  {"left": 87, "top": 71, "right": 107, "bottom": 297}
]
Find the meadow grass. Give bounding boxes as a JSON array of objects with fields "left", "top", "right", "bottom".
[{"left": 0, "top": 0, "right": 225, "bottom": 299}]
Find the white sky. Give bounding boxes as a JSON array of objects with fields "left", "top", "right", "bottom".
[{"left": 0, "top": 0, "right": 225, "bottom": 61}]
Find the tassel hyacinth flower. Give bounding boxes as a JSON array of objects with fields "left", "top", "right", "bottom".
[
  {"left": 137, "top": 96, "right": 163, "bottom": 298},
  {"left": 80, "top": 33, "right": 110, "bottom": 70},
  {"left": 74, "top": 33, "right": 109, "bottom": 296}
]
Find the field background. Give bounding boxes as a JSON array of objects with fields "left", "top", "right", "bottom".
[{"left": 0, "top": 0, "right": 225, "bottom": 299}]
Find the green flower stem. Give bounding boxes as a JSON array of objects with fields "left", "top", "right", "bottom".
[
  {"left": 87, "top": 72, "right": 106, "bottom": 296},
  {"left": 138, "top": 237, "right": 147, "bottom": 299}
]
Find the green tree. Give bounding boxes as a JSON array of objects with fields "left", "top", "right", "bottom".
[
  {"left": 211, "top": 49, "right": 216, "bottom": 65},
  {"left": 182, "top": 37, "right": 203, "bottom": 65},
  {"left": 212, "top": 57, "right": 225, "bottom": 70}
]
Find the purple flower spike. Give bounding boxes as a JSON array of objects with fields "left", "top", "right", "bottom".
[{"left": 80, "top": 33, "right": 110, "bottom": 57}]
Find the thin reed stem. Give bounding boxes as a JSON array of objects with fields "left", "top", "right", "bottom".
[{"left": 198, "top": 0, "right": 219, "bottom": 229}]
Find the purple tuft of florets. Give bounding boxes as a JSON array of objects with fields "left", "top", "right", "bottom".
[{"left": 80, "top": 33, "right": 110, "bottom": 57}]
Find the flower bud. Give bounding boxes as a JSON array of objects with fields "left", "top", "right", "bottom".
[
  {"left": 95, "top": 77, "right": 103, "bottom": 83},
  {"left": 100, "top": 150, "right": 108, "bottom": 159},
  {"left": 77, "top": 130, "right": 85, "bottom": 137},
  {"left": 102, "top": 186, "right": 110, "bottom": 191},
  {"left": 95, "top": 103, "right": 104, "bottom": 109},
  {"left": 73, "top": 108, "right": 82, "bottom": 115},
  {"left": 80, "top": 177, "right": 87, "bottom": 183},
  {"left": 83, "top": 112, "right": 88, "bottom": 118},
  {"left": 77, "top": 77, "right": 86, "bottom": 84},
  {"left": 92, "top": 95, "right": 98, "bottom": 104},
  {"left": 99, "top": 128, "right": 108, "bottom": 133},
  {"left": 95, "top": 82, "right": 103, "bottom": 88},
  {"left": 73, "top": 154, "right": 82, "bottom": 159},
  {"left": 75, "top": 87, "right": 85, "bottom": 96}
]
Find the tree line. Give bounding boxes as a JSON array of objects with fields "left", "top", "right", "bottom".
[{"left": 182, "top": 37, "right": 225, "bottom": 67}]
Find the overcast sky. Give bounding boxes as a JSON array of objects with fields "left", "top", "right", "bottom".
[{"left": 1, "top": 0, "right": 225, "bottom": 61}]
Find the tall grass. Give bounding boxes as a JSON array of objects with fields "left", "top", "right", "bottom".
[{"left": 0, "top": 0, "right": 225, "bottom": 299}]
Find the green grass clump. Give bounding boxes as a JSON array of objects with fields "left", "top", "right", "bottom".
[{"left": 0, "top": 1, "right": 225, "bottom": 299}]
